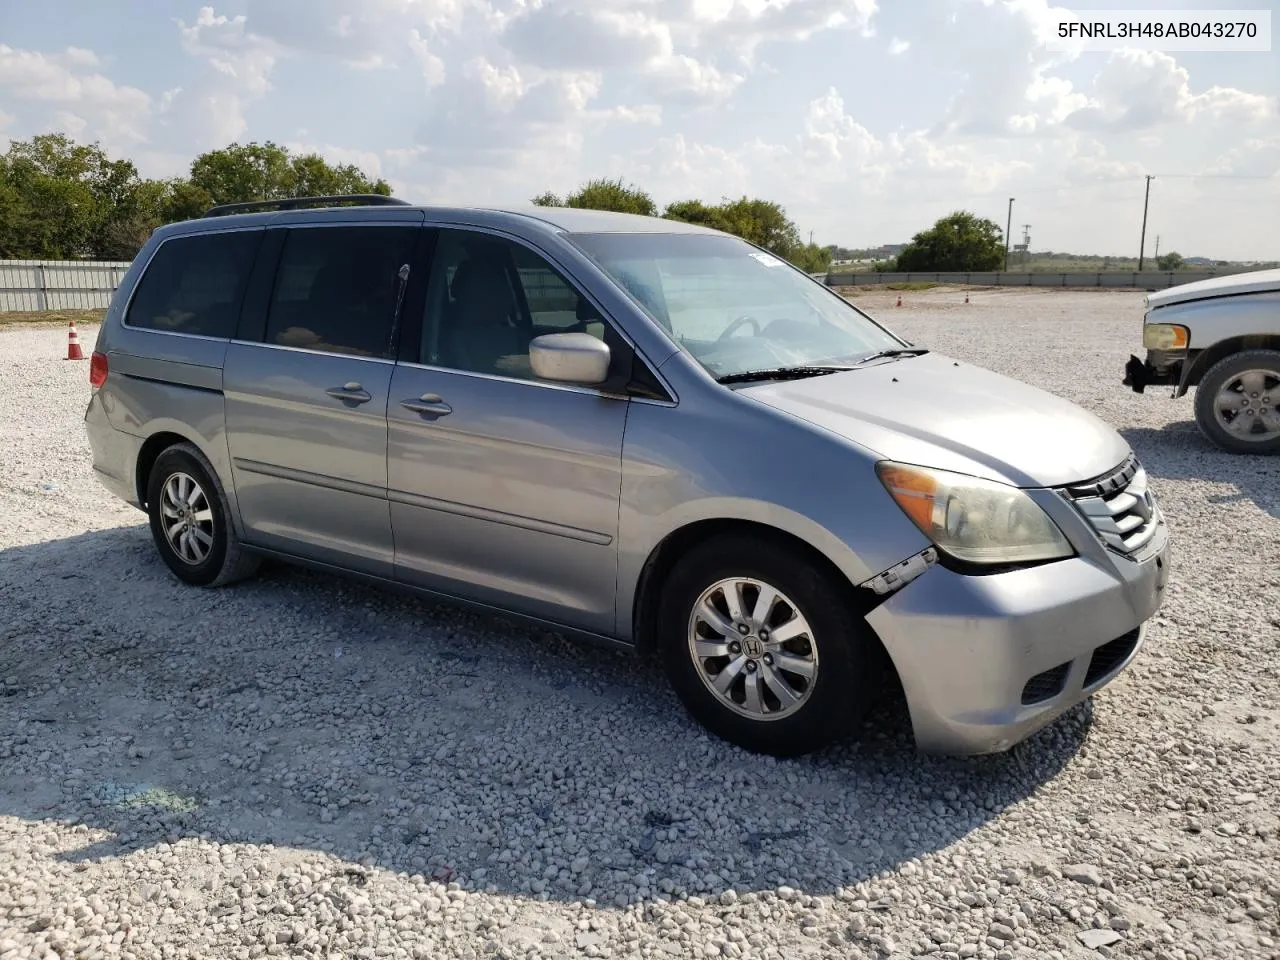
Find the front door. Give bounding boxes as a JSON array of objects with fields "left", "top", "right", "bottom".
[
  {"left": 224, "top": 223, "right": 421, "bottom": 576},
  {"left": 386, "top": 228, "right": 628, "bottom": 634}
]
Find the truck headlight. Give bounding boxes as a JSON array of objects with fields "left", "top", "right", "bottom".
[
  {"left": 1143, "top": 323, "right": 1189, "bottom": 351},
  {"left": 876, "top": 462, "right": 1074, "bottom": 565}
]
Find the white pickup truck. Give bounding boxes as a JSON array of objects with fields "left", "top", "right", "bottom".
[{"left": 1124, "top": 268, "right": 1280, "bottom": 454}]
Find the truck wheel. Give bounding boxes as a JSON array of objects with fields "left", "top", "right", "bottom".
[{"left": 1193, "top": 350, "right": 1280, "bottom": 454}]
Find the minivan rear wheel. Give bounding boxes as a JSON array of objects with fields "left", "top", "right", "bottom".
[
  {"left": 146, "top": 443, "right": 260, "bottom": 587},
  {"left": 657, "top": 534, "right": 873, "bottom": 757}
]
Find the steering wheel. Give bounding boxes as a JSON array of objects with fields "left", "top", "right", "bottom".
[{"left": 717, "top": 315, "right": 761, "bottom": 342}]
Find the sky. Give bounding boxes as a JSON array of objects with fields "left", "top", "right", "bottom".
[{"left": 1, "top": 0, "right": 1277, "bottom": 259}]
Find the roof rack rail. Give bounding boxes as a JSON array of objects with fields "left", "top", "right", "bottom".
[{"left": 203, "top": 194, "right": 412, "bottom": 218}]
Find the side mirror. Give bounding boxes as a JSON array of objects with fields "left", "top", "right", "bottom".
[{"left": 529, "top": 332, "right": 611, "bottom": 385}]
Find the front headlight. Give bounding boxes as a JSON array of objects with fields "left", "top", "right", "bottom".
[
  {"left": 1143, "top": 323, "right": 1189, "bottom": 351},
  {"left": 876, "top": 462, "right": 1074, "bottom": 565}
]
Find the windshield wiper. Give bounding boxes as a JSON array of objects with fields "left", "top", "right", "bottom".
[
  {"left": 852, "top": 347, "right": 930, "bottom": 364},
  {"left": 714, "top": 365, "right": 855, "bottom": 385}
]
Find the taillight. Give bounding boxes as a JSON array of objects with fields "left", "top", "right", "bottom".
[{"left": 89, "top": 351, "right": 109, "bottom": 389}]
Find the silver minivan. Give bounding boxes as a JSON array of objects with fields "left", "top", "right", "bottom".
[{"left": 86, "top": 196, "right": 1172, "bottom": 757}]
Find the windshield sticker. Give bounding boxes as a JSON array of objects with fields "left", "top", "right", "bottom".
[{"left": 749, "top": 252, "right": 784, "bottom": 268}]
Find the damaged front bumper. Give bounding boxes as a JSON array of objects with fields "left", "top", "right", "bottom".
[{"left": 1123, "top": 350, "right": 1184, "bottom": 395}]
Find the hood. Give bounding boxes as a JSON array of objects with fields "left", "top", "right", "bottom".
[
  {"left": 1146, "top": 268, "right": 1280, "bottom": 310},
  {"left": 741, "top": 353, "right": 1131, "bottom": 488}
]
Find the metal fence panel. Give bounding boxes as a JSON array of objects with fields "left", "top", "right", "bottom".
[
  {"left": 0, "top": 259, "right": 133, "bottom": 312},
  {"left": 823, "top": 268, "right": 1266, "bottom": 290}
]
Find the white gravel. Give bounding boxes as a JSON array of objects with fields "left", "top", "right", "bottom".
[{"left": 2, "top": 289, "right": 1278, "bottom": 960}]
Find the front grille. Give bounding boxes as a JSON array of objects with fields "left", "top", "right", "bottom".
[
  {"left": 1062, "top": 455, "right": 1161, "bottom": 558},
  {"left": 1084, "top": 628, "right": 1141, "bottom": 687},
  {"left": 1021, "top": 662, "right": 1070, "bottom": 705}
]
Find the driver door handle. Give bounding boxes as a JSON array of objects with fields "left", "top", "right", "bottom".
[{"left": 401, "top": 393, "right": 453, "bottom": 417}]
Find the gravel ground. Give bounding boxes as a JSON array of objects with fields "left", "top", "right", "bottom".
[{"left": 1, "top": 288, "right": 1277, "bottom": 960}]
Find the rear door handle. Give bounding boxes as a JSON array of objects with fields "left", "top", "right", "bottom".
[
  {"left": 400, "top": 393, "right": 453, "bottom": 417},
  {"left": 326, "top": 382, "right": 372, "bottom": 404}
]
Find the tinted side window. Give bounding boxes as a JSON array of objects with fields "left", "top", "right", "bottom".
[
  {"left": 126, "top": 231, "right": 261, "bottom": 338},
  {"left": 421, "top": 230, "right": 606, "bottom": 380},
  {"left": 264, "top": 226, "right": 418, "bottom": 359}
]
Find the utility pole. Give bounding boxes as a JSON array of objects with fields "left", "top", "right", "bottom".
[
  {"left": 1154, "top": 235, "right": 1161, "bottom": 261},
  {"left": 1138, "top": 175, "right": 1153, "bottom": 271},
  {"left": 1004, "top": 198, "right": 1014, "bottom": 272},
  {"left": 809, "top": 229, "right": 814, "bottom": 247}
]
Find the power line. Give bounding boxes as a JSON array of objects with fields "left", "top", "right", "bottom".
[{"left": 1147, "top": 173, "right": 1278, "bottom": 180}]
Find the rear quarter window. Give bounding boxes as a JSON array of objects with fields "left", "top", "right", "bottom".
[{"left": 125, "top": 230, "right": 263, "bottom": 338}]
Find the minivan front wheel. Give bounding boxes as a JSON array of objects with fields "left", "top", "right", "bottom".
[
  {"left": 146, "top": 443, "right": 260, "bottom": 587},
  {"left": 658, "top": 534, "right": 872, "bottom": 757}
]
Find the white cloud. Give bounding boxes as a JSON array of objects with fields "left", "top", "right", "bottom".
[
  {"left": 697, "top": 0, "right": 878, "bottom": 61},
  {"left": 158, "top": 7, "right": 284, "bottom": 150},
  {"left": 177, "top": 7, "right": 279, "bottom": 97},
  {"left": 502, "top": 8, "right": 673, "bottom": 70},
  {"left": 408, "top": 29, "right": 447, "bottom": 88},
  {"left": 51, "top": 110, "right": 88, "bottom": 138},
  {"left": 587, "top": 104, "right": 663, "bottom": 125},
  {"left": 888, "top": 38, "right": 909, "bottom": 55},
  {"left": 1069, "top": 50, "right": 1276, "bottom": 131},
  {"left": 1203, "top": 137, "right": 1280, "bottom": 178},
  {"left": 645, "top": 54, "right": 743, "bottom": 105},
  {"left": 626, "top": 134, "right": 755, "bottom": 201},
  {"left": 0, "top": 44, "right": 152, "bottom": 143},
  {"left": 62, "top": 47, "right": 100, "bottom": 67},
  {"left": 233, "top": 0, "right": 472, "bottom": 74}
]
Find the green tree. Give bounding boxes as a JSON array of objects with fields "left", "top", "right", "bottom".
[
  {"left": 0, "top": 179, "right": 29, "bottom": 259},
  {"left": 530, "top": 190, "right": 562, "bottom": 207},
  {"left": 290, "top": 153, "right": 391, "bottom": 198},
  {"left": 789, "top": 242, "right": 833, "bottom": 274},
  {"left": 713, "top": 197, "right": 803, "bottom": 260},
  {"left": 187, "top": 141, "right": 389, "bottom": 208},
  {"left": 0, "top": 134, "right": 111, "bottom": 258},
  {"left": 1156, "top": 251, "right": 1185, "bottom": 271},
  {"left": 894, "top": 211, "right": 1006, "bottom": 272},
  {"left": 96, "top": 178, "right": 172, "bottom": 261},
  {"left": 662, "top": 199, "right": 728, "bottom": 230},
  {"left": 562, "top": 177, "right": 656, "bottom": 216},
  {"left": 158, "top": 179, "right": 215, "bottom": 223}
]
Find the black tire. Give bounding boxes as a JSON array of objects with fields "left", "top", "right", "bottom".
[
  {"left": 145, "top": 442, "right": 260, "bottom": 587},
  {"left": 657, "top": 533, "right": 874, "bottom": 757},
  {"left": 1193, "top": 349, "right": 1280, "bottom": 454}
]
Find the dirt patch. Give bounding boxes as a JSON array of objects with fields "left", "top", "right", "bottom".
[{"left": 0, "top": 308, "right": 106, "bottom": 328}]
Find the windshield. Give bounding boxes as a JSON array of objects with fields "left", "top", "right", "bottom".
[{"left": 568, "top": 232, "right": 906, "bottom": 380}]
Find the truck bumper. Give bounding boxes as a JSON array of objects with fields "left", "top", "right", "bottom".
[{"left": 1124, "top": 352, "right": 1184, "bottom": 395}]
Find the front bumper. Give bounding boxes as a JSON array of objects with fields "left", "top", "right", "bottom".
[
  {"left": 865, "top": 522, "right": 1171, "bottom": 756},
  {"left": 1124, "top": 350, "right": 1184, "bottom": 395}
]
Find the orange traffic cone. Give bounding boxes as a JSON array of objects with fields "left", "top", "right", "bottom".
[
  {"left": 895, "top": 295, "right": 902, "bottom": 307},
  {"left": 66, "top": 321, "right": 85, "bottom": 360}
]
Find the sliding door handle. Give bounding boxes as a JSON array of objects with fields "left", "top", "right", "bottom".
[
  {"left": 326, "top": 382, "right": 372, "bottom": 404},
  {"left": 400, "top": 393, "right": 453, "bottom": 417}
]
